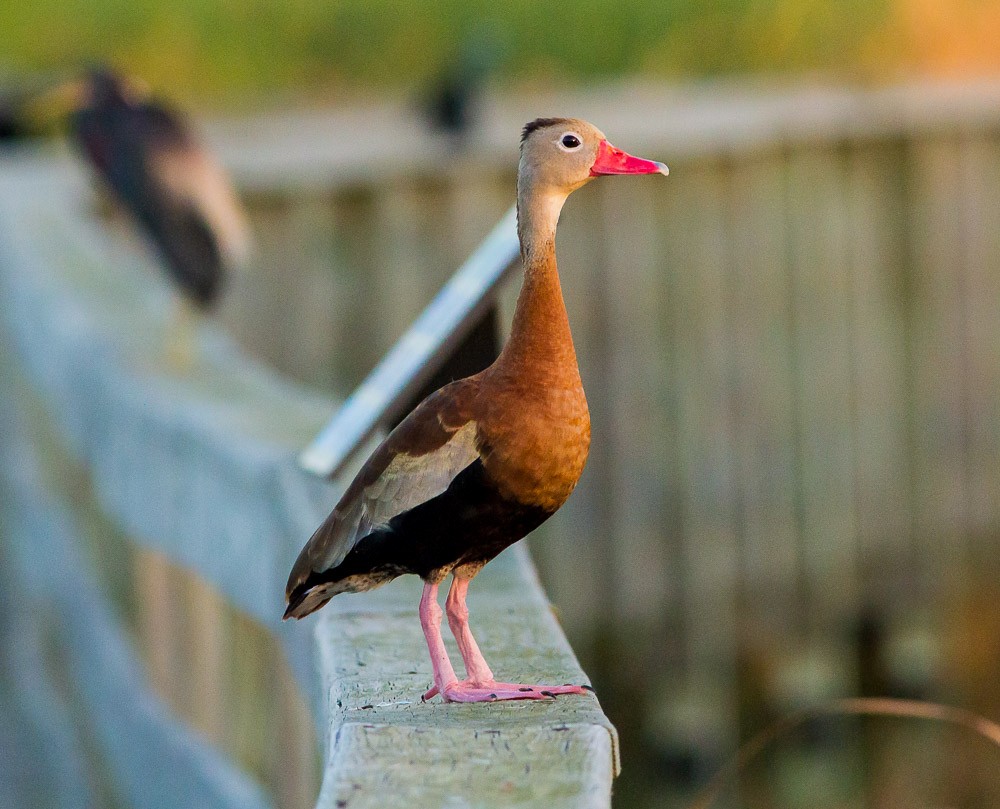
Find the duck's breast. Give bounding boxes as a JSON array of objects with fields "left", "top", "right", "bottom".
[{"left": 477, "top": 373, "right": 591, "bottom": 511}]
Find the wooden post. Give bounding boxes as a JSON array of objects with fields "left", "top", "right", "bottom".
[
  {"left": 183, "top": 572, "right": 228, "bottom": 745},
  {"left": 784, "top": 146, "right": 860, "bottom": 636},
  {"left": 133, "top": 548, "right": 184, "bottom": 712},
  {"left": 906, "top": 138, "right": 972, "bottom": 596},
  {"left": 724, "top": 151, "right": 802, "bottom": 636}
]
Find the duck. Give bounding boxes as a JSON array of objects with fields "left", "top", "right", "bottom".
[
  {"left": 66, "top": 67, "right": 250, "bottom": 313},
  {"left": 284, "top": 117, "right": 668, "bottom": 703},
  {"left": 422, "top": 27, "right": 503, "bottom": 147}
]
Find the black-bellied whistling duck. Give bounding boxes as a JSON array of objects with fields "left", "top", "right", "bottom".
[
  {"left": 66, "top": 67, "right": 250, "bottom": 312},
  {"left": 285, "top": 118, "right": 668, "bottom": 703}
]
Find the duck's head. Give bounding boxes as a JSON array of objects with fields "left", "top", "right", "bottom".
[
  {"left": 84, "top": 67, "right": 129, "bottom": 107},
  {"left": 519, "top": 117, "right": 667, "bottom": 196},
  {"left": 517, "top": 118, "right": 667, "bottom": 246},
  {"left": 80, "top": 66, "right": 150, "bottom": 110}
]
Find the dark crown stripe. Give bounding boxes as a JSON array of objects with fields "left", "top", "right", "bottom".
[{"left": 521, "top": 117, "right": 573, "bottom": 144}]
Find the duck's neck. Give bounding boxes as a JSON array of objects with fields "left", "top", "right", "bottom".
[{"left": 494, "top": 188, "right": 578, "bottom": 378}]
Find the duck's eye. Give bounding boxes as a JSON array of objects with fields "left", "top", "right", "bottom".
[{"left": 559, "top": 133, "right": 582, "bottom": 150}]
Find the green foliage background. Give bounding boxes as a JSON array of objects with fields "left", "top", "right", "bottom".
[{"left": 2, "top": 0, "right": 893, "bottom": 107}]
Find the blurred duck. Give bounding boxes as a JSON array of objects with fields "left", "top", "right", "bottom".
[
  {"left": 422, "top": 28, "right": 504, "bottom": 146},
  {"left": 63, "top": 67, "right": 251, "bottom": 315},
  {"left": 284, "top": 118, "right": 668, "bottom": 703}
]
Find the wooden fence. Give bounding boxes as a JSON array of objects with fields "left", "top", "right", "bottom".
[{"left": 4, "top": 76, "right": 1000, "bottom": 808}]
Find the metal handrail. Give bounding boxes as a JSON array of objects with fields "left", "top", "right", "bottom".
[{"left": 299, "top": 204, "right": 520, "bottom": 479}]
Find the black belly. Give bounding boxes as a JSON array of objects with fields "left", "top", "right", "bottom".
[{"left": 325, "top": 460, "right": 553, "bottom": 585}]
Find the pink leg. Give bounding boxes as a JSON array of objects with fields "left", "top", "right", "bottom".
[
  {"left": 418, "top": 582, "right": 459, "bottom": 700},
  {"left": 423, "top": 575, "right": 590, "bottom": 703},
  {"left": 446, "top": 577, "right": 495, "bottom": 683}
]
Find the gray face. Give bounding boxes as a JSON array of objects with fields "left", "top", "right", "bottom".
[{"left": 518, "top": 118, "right": 607, "bottom": 196}]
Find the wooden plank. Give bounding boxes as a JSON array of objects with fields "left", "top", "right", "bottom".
[
  {"left": 441, "top": 169, "right": 511, "bottom": 270},
  {"left": 632, "top": 173, "right": 688, "bottom": 698},
  {"left": 956, "top": 135, "right": 1000, "bottom": 544},
  {"left": 569, "top": 175, "right": 683, "bottom": 759},
  {"left": 394, "top": 170, "right": 508, "bottom": 407},
  {"left": 639, "top": 179, "right": 687, "bottom": 669},
  {"left": 659, "top": 160, "right": 741, "bottom": 754},
  {"left": 219, "top": 196, "right": 299, "bottom": 380},
  {"left": 226, "top": 612, "right": 272, "bottom": 785},
  {"left": 226, "top": 187, "right": 353, "bottom": 397},
  {"left": 273, "top": 194, "right": 343, "bottom": 391},
  {"left": 183, "top": 572, "right": 228, "bottom": 745},
  {"left": 273, "top": 658, "right": 320, "bottom": 809},
  {"left": 842, "top": 143, "right": 914, "bottom": 588},
  {"left": 133, "top": 548, "right": 184, "bottom": 712},
  {"left": 723, "top": 151, "right": 802, "bottom": 633},
  {"left": 596, "top": 177, "right": 674, "bottom": 636},
  {"left": 369, "top": 180, "right": 440, "bottom": 350},
  {"left": 784, "top": 146, "right": 860, "bottom": 632},
  {"left": 674, "top": 161, "right": 740, "bottom": 671},
  {"left": 328, "top": 187, "right": 386, "bottom": 388},
  {"left": 905, "top": 138, "right": 972, "bottom": 593}
]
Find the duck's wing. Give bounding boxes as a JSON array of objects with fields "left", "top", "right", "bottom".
[{"left": 285, "top": 376, "right": 482, "bottom": 599}]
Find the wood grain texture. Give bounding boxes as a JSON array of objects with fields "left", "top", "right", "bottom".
[
  {"left": 724, "top": 152, "right": 801, "bottom": 631},
  {"left": 311, "top": 545, "right": 618, "bottom": 808},
  {"left": 784, "top": 146, "right": 860, "bottom": 632}
]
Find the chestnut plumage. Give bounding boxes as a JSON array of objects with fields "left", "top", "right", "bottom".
[{"left": 285, "top": 118, "right": 668, "bottom": 703}]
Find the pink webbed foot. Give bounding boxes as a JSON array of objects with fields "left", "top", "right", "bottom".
[
  {"left": 423, "top": 680, "right": 592, "bottom": 703},
  {"left": 419, "top": 579, "right": 594, "bottom": 703}
]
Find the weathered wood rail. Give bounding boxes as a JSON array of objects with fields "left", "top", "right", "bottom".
[{"left": 0, "top": 153, "right": 617, "bottom": 807}]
